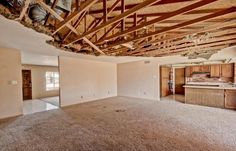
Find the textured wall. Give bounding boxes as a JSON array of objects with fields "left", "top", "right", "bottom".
[
  {"left": 0, "top": 48, "right": 23, "bottom": 119},
  {"left": 59, "top": 56, "right": 117, "bottom": 107},
  {"left": 117, "top": 61, "right": 160, "bottom": 100}
]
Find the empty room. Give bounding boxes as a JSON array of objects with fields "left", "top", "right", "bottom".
[{"left": 0, "top": 0, "right": 236, "bottom": 151}]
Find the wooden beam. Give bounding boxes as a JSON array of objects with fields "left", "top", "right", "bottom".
[
  {"left": 107, "top": 8, "right": 226, "bottom": 19},
  {"left": 153, "top": 45, "right": 227, "bottom": 57},
  {"left": 44, "top": 0, "right": 59, "bottom": 25},
  {"left": 63, "top": 11, "right": 87, "bottom": 42},
  {"left": 53, "top": 0, "right": 98, "bottom": 35},
  {"left": 121, "top": 0, "right": 125, "bottom": 31},
  {"left": 153, "top": 40, "right": 236, "bottom": 56},
  {"left": 97, "top": 22, "right": 121, "bottom": 41},
  {"left": 89, "top": 0, "right": 194, "bottom": 14},
  {"left": 134, "top": 19, "right": 236, "bottom": 52},
  {"left": 97, "top": 0, "right": 217, "bottom": 43},
  {"left": 103, "top": 0, "right": 107, "bottom": 23},
  {"left": 88, "top": 0, "right": 120, "bottom": 40},
  {"left": 103, "top": 7, "right": 236, "bottom": 49},
  {"left": 134, "top": 13, "right": 137, "bottom": 36},
  {"left": 130, "top": 28, "right": 236, "bottom": 55},
  {"left": 17, "top": 0, "right": 31, "bottom": 21},
  {"left": 136, "top": 36, "right": 236, "bottom": 56},
  {"left": 36, "top": 0, "right": 105, "bottom": 55},
  {"left": 68, "top": 0, "right": 162, "bottom": 45}
]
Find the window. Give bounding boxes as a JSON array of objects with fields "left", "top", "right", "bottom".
[{"left": 46, "top": 72, "right": 59, "bottom": 91}]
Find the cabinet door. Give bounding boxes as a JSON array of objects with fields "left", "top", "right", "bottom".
[
  {"left": 192, "top": 66, "right": 201, "bottom": 73},
  {"left": 185, "top": 67, "right": 192, "bottom": 77},
  {"left": 225, "top": 90, "right": 236, "bottom": 109},
  {"left": 201, "top": 65, "right": 210, "bottom": 73},
  {"left": 210, "top": 64, "right": 221, "bottom": 77},
  {"left": 221, "top": 63, "right": 234, "bottom": 78}
]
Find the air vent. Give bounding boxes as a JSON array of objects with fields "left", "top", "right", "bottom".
[{"left": 144, "top": 61, "right": 150, "bottom": 64}]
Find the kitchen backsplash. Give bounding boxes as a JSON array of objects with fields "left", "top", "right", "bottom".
[{"left": 186, "top": 73, "right": 233, "bottom": 84}]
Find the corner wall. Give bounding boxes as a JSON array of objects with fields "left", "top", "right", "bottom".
[
  {"left": 22, "top": 64, "right": 59, "bottom": 99},
  {"left": 117, "top": 61, "right": 160, "bottom": 100},
  {"left": 0, "top": 48, "right": 23, "bottom": 119},
  {"left": 59, "top": 56, "right": 117, "bottom": 107}
]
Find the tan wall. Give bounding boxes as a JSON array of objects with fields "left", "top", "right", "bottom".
[
  {"left": 0, "top": 48, "right": 23, "bottom": 119},
  {"left": 117, "top": 61, "right": 160, "bottom": 100},
  {"left": 22, "top": 65, "right": 59, "bottom": 99},
  {"left": 59, "top": 56, "right": 117, "bottom": 107}
]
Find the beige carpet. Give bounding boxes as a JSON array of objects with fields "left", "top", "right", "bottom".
[{"left": 0, "top": 96, "right": 236, "bottom": 151}]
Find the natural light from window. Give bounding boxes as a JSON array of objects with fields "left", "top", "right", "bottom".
[{"left": 46, "top": 72, "right": 59, "bottom": 91}]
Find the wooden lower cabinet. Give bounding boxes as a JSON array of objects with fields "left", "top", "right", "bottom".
[
  {"left": 185, "top": 88, "right": 225, "bottom": 108},
  {"left": 225, "top": 90, "right": 236, "bottom": 109}
]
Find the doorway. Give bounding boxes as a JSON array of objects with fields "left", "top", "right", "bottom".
[
  {"left": 174, "top": 68, "right": 185, "bottom": 95},
  {"left": 21, "top": 65, "right": 60, "bottom": 115},
  {"left": 160, "top": 66, "right": 185, "bottom": 103},
  {"left": 160, "top": 66, "right": 172, "bottom": 97},
  {"left": 22, "top": 70, "right": 32, "bottom": 100}
]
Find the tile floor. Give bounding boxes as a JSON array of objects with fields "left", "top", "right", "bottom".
[{"left": 23, "top": 97, "right": 59, "bottom": 115}]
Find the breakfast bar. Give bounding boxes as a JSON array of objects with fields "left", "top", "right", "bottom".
[{"left": 184, "top": 85, "right": 236, "bottom": 109}]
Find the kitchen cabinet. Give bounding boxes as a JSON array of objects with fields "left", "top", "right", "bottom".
[
  {"left": 185, "top": 66, "right": 192, "bottom": 77},
  {"left": 192, "top": 66, "right": 201, "bottom": 73},
  {"left": 210, "top": 64, "right": 221, "bottom": 77},
  {"left": 201, "top": 65, "right": 210, "bottom": 73},
  {"left": 221, "top": 63, "right": 234, "bottom": 78},
  {"left": 185, "top": 87, "right": 225, "bottom": 108},
  {"left": 225, "top": 90, "right": 236, "bottom": 109}
]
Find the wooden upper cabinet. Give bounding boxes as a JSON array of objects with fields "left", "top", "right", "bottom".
[
  {"left": 210, "top": 64, "right": 221, "bottom": 77},
  {"left": 185, "top": 66, "right": 192, "bottom": 77},
  {"left": 201, "top": 65, "right": 210, "bottom": 73},
  {"left": 221, "top": 63, "right": 234, "bottom": 78},
  {"left": 192, "top": 66, "right": 201, "bottom": 73}
]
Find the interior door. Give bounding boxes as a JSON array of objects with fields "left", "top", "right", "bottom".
[
  {"left": 175, "top": 68, "right": 185, "bottom": 95},
  {"left": 22, "top": 70, "right": 32, "bottom": 100},
  {"left": 160, "top": 66, "right": 171, "bottom": 97}
]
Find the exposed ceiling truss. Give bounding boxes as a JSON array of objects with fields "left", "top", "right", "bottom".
[{"left": 1, "top": 0, "right": 236, "bottom": 57}]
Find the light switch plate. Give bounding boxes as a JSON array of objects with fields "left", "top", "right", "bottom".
[{"left": 8, "top": 80, "right": 18, "bottom": 85}]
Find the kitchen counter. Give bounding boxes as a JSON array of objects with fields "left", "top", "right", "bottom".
[{"left": 184, "top": 85, "right": 236, "bottom": 90}]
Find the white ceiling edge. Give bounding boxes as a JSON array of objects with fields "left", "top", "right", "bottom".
[
  {"left": 0, "top": 15, "right": 236, "bottom": 67},
  {"left": 0, "top": 15, "right": 152, "bottom": 66}
]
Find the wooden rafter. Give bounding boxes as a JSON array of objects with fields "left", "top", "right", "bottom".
[
  {"left": 89, "top": 0, "right": 120, "bottom": 40},
  {"left": 131, "top": 19, "right": 236, "bottom": 54},
  {"left": 103, "top": 0, "right": 107, "bottom": 23},
  {"left": 102, "top": 7, "right": 236, "bottom": 50},
  {"left": 36, "top": 0, "right": 105, "bottom": 55},
  {"left": 52, "top": 0, "right": 98, "bottom": 35},
  {"left": 89, "top": 0, "right": 194, "bottom": 14},
  {"left": 44, "top": 0, "right": 59, "bottom": 25},
  {"left": 149, "top": 39, "right": 236, "bottom": 56},
  {"left": 121, "top": 0, "right": 125, "bottom": 31},
  {"left": 135, "top": 34, "right": 236, "bottom": 56},
  {"left": 68, "top": 0, "right": 162, "bottom": 45},
  {"left": 63, "top": 11, "right": 87, "bottom": 42},
  {"left": 96, "top": 0, "right": 217, "bottom": 44},
  {"left": 17, "top": 0, "right": 31, "bottom": 21}
]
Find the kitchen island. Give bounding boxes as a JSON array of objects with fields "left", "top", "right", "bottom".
[{"left": 184, "top": 85, "right": 236, "bottom": 109}]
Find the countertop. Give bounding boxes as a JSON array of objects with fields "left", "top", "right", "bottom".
[{"left": 184, "top": 85, "right": 236, "bottom": 90}]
